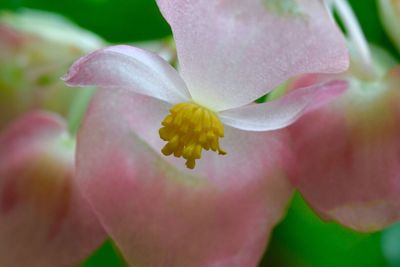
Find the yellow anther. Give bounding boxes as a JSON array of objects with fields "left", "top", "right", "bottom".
[{"left": 159, "top": 102, "right": 226, "bottom": 169}]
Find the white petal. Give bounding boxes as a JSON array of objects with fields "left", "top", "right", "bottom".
[
  {"left": 63, "top": 45, "right": 191, "bottom": 104},
  {"left": 157, "top": 0, "right": 349, "bottom": 110},
  {"left": 219, "top": 80, "right": 347, "bottom": 131}
]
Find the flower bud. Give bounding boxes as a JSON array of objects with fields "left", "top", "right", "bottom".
[
  {"left": 0, "top": 10, "right": 104, "bottom": 130},
  {"left": 0, "top": 111, "right": 105, "bottom": 267}
]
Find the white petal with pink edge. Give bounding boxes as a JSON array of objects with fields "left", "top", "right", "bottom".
[
  {"left": 63, "top": 45, "right": 191, "bottom": 104},
  {"left": 157, "top": 0, "right": 349, "bottom": 111},
  {"left": 219, "top": 80, "right": 347, "bottom": 131}
]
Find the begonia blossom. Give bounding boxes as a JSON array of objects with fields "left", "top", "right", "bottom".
[
  {"left": 0, "top": 111, "right": 105, "bottom": 267},
  {"left": 288, "top": 0, "right": 400, "bottom": 232},
  {"left": 64, "top": 0, "right": 349, "bottom": 266}
]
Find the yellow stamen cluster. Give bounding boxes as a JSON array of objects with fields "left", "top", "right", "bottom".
[{"left": 159, "top": 102, "right": 226, "bottom": 169}]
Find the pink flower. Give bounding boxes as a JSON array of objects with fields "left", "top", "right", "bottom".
[
  {"left": 287, "top": 0, "right": 400, "bottom": 232},
  {"left": 0, "top": 111, "right": 105, "bottom": 267},
  {"left": 288, "top": 66, "right": 400, "bottom": 232},
  {"left": 0, "top": 11, "right": 107, "bottom": 266},
  {"left": 64, "top": 1, "right": 349, "bottom": 266}
]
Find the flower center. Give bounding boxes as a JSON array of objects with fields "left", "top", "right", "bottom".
[{"left": 159, "top": 102, "right": 226, "bottom": 169}]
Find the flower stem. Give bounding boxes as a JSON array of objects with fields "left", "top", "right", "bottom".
[{"left": 330, "top": 0, "right": 378, "bottom": 79}]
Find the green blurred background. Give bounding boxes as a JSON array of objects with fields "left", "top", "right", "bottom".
[{"left": 1, "top": 0, "right": 399, "bottom": 266}]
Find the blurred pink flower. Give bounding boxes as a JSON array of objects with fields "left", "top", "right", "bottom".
[
  {"left": 0, "top": 112, "right": 105, "bottom": 267},
  {"left": 64, "top": 1, "right": 348, "bottom": 266},
  {"left": 0, "top": 11, "right": 107, "bottom": 266},
  {"left": 288, "top": 64, "right": 400, "bottom": 232},
  {"left": 0, "top": 10, "right": 103, "bottom": 130}
]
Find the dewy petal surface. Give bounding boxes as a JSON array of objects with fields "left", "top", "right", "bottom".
[
  {"left": 77, "top": 87, "right": 293, "bottom": 267},
  {"left": 156, "top": 0, "right": 349, "bottom": 111},
  {"left": 288, "top": 67, "right": 400, "bottom": 232},
  {"left": 63, "top": 45, "right": 191, "bottom": 104},
  {"left": 219, "top": 80, "right": 347, "bottom": 131},
  {"left": 0, "top": 112, "right": 105, "bottom": 267}
]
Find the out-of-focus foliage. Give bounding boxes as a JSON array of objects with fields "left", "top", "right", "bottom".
[
  {"left": 261, "top": 194, "right": 388, "bottom": 267},
  {"left": 382, "top": 223, "right": 400, "bottom": 267},
  {"left": 80, "top": 241, "right": 127, "bottom": 267},
  {"left": 1, "top": 0, "right": 171, "bottom": 42}
]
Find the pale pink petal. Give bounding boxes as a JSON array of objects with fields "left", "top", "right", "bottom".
[
  {"left": 156, "top": 0, "right": 349, "bottom": 111},
  {"left": 0, "top": 112, "right": 105, "bottom": 267},
  {"left": 63, "top": 45, "right": 190, "bottom": 104},
  {"left": 219, "top": 80, "right": 347, "bottom": 131},
  {"left": 0, "top": 24, "right": 26, "bottom": 49},
  {"left": 77, "top": 87, "right": 293, "bottom": 267},
  {"left": 288, "top": 67, "right": 400, "bottom": 232}
]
